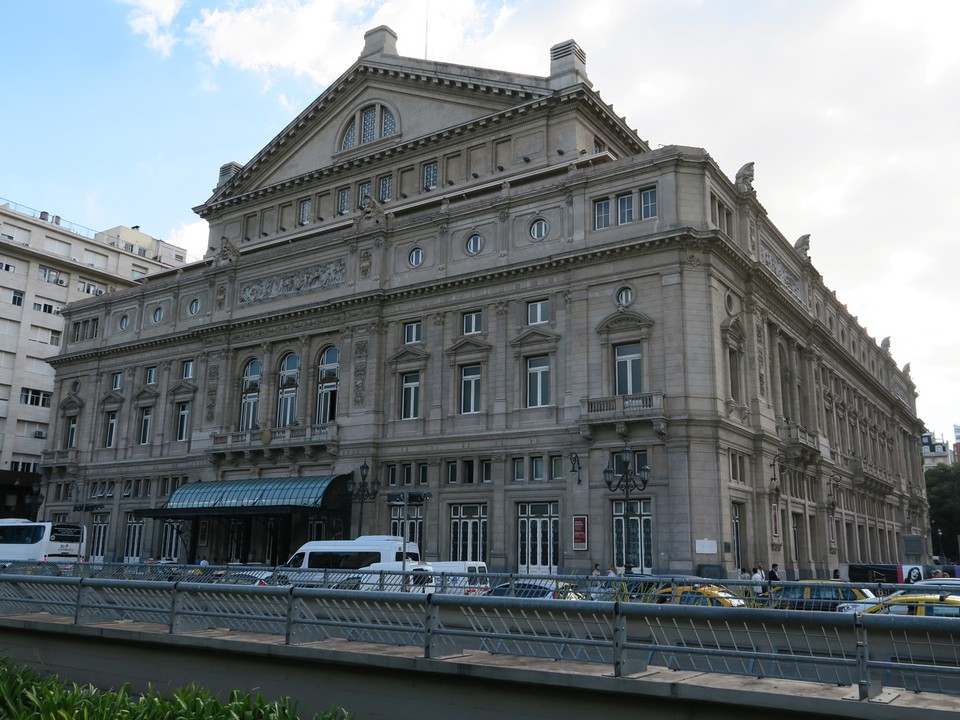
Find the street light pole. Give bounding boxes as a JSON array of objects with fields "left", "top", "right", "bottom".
[
  {"left": 603, "top": 447, "right": 652, "bottom": 574},
  {"left": 346, "top": 462, "right": 380, "bottom": 537}
]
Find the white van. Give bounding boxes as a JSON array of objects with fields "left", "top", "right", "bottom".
[
  {"left": 429, "top": 561, "right": 489, "bottom": 595},
  {"left": 355, "top": 561, "right": 436, "bottom": 594},
  {"left": 277, "top": 536, "right": 421, "bottom": 587}
]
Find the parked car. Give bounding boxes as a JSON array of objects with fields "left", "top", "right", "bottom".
[
  {"left": 212, "top": 571, "right": 268, "bottom": 587},
  {"left": 761, "top": 581, "right": 874, "bottom": 611},
  {"left": 838, "top": 578, "right": 960, "bottom": 613},
  {"left": 653, "top": 583, "right": 746, "bottom": 607},
  {"left": 861, "top": 592, "right": 960, "bottom": 617},
  {"left": 487, "top": 580, "right": 585, "bottom": 600}
]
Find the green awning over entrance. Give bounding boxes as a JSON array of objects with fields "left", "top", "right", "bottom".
[{"left": 166, "top": 476, "right": 337, "bottom": 510}]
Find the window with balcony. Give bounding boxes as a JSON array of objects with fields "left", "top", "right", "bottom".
[
  {"left": 316, "top": 347, "right": 339, "bottom": 424},
  {"left": 239, "top": 359, "right": 261, "bottom": 431},
  {"left": 276, "top": 353, "right": 299, "bottom": 428}
]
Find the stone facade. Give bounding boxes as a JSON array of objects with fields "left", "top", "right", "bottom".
[{"left": 40, "top": 27, "right": 928, "bottom": 576}]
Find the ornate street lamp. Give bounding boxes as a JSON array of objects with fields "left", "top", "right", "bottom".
[
  {"left": 346, "top": 462, "right": 380, "bottom": 537},
  {"left": 23, "top": 481, "right": 44, "bottom": 521},
  {"left": 603, "top": 447, "right": 651, "bottom": 574}
]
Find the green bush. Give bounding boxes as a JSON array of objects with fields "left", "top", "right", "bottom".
[{"left": 0, "top": 659, "right": 350, "bottom": 720}]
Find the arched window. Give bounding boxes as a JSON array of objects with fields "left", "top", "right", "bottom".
[
  {"left": 276, "top": 353, "right": 299, "bottom": 428},
  {"left": 316, "top": 347, "right": 339, "bottom": 424},
  {"left": 239, "top": 359, "right": 261, "bottom": 432},
  {"left": 340, "top": 103, "right": 398, "bottom": 151}
]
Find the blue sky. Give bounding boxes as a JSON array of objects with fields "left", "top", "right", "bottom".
[{"left": 4, "top": 0, "right": 959, "bottom": 439}]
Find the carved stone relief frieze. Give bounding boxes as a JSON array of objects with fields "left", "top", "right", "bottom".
[{"left": 237, "top": 258, "right": 346, "bottom": 307}]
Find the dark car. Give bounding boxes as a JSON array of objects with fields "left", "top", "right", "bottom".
[
  {"left": 487, "top": 581, "right": 584, "bottom": 600},
  {"left": 761, "top": 581, "right": 874, "bottom": 611}
]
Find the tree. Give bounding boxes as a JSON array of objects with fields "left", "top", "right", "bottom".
[{"left": 924, "top": 463, "right": 960, "bottom": 563}]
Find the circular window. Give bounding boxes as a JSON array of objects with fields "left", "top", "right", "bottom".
[
  {"left": 725, "top": 292, "right": 735, "bottom": 314},
  {"left": 465, "top": 233, "right": 484, "bottom": 255},
  {"left": 408, "top": 247, "right": 424, "bottom": 268},
  {"left": 119, "top": 314, "right": 129, "bottom": 331},
  {"left": 617, "top": 287, "right": 634, "bottom": 306},
  {"left": 153, "top": 306, "right": 164, "bottom": 324},
  {"left": 189, "top": 298, "right": 200, "bottom": 316},
  {"left": 529, "top": 219, "right": 548, "bottom": 240}
]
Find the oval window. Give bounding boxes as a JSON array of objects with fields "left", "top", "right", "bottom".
[
  {"left": 189, "top": 298, "right": 200, "bottom": 316},
  {"left": 153, "top": 306, "right": 164, "bottom": 324},
  {"left": 408, "top": 247, "right": 424, "bottom": 268},
  {"left": 529, "top": 219, "right": 548, "bottom": 240},
  {"left": 617, "top": 287, "right": 634, "bottom": 306},
  {"left": 119, "top": 314, "right": 129, "bottom": 331},
  {"left": 465, "top": 233, "right": 484, "bottom": 255}
]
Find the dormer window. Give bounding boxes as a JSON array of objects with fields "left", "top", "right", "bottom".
[{"left": 340, "top": 103, "right": 398, "bottom": 151}]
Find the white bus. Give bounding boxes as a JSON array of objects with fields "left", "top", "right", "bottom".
[{"left": 0, "top": 519, "right": 86, "bottom": 562}]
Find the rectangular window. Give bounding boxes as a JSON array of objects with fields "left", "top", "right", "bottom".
[
  {"left": 138, "top": 406, "right": 153, "bottom": 445},
  {"left": 378, "top": 175, "right": 393, "bottom": 202},
  {"left": 403, "top": 320, "right": 422, "bottom": 343},
  {"left": 551, "top": 455, "right": 564, "bottom": 481},
  {"left": 481, "top": 460, "right": 492, "bottom": 483},
  {"left": 423, "top": 161, "right": 439, "bottom": 190},
  {"left": 594, "top": 198, "right": 610, "bottom": 230},
  {"left": 32, "top": 302, "right": 55, "bottom": 314},
  {"left": 181, "top": 359, "right": 195, "bottom": 380},
  {"left": 401, "top": 372, "right": 420, "bottom": 419},
  {"left": 615, "top": 342, "right": 643, "bottom": 395},
  {"left": 462, "top": 310, "right": 482, "bottom": 335},
  {"left": 145, "top": 366, "right": 157, "bottom": 385},
  {"left": 526, "top": 299, "right": 550, "bottom": 325},
  {"left": 11, "top": 290, "right": 23, "bottom": 306},
  {"left": 104, "top": 411, "right": 117, "bottom": 448},
  {"left": 72, "top": 318, "right": 100, "bottom": 342},
  {"left": 337, "top": 187, "right": 352, "bottom": 214},
  {"left": 640, "top": 186, "right": 658, "bottom": 219},
  {"left": 37, "top": 266, "right": 61, "bottom": 284},
  {"left": 711, "top": 193, "right": 730, "bottom": 233},
  {"left": 402, "top": 463, "right": 413, "bottom": 486},
  {"left": 531, "top": 456, "right": 544, "bottom": 482},
  {"left": 513, "top": 458, "right": 525, "bottom": 482},
  {"left": 19, "top": 388, "right": 52, "bottom": 407},
  {"left": 298, "top": 198, "right": 312, "bottom": 225},
  {"left": 176, "top": 401, "right": 191, "bottom": 441},
  {"left": 526, "top": 356, "right": 550, "bottom": 408},
  {"left": 388, "top": 465, "right": 398, "bottom": 487},
  {"left": 447, "top": 461, "right": 457, "bottom": 484},
  {"left": 66, "top": 416, "right": 78, "bottom": 449},
  {"left": 111, "top": 372, "right": 122, "bottom": 390},
  {"left": 460, "top": 364, "right": 481, "bottom": 414},
  {"left": 462, "top": 459, "right": 475, "bottom": 484},
  {"left": 358, "top": 181, "right": 371, "bottom": 207},
  {"left": 49, "top": 330, "right": 61, "bottom": 347},
  {"left": 617, "top": 194, "right": 634, "bottom": 224},
  {"left": 418, "top": 464, "right": 428, "bottom": 485}
]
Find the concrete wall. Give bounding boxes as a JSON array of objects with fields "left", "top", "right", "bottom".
[{"left": 0, "top": 616, "right": 951, "bottom": 720}]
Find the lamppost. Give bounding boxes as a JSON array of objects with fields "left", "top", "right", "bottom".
[
  {"left": 346, "top": 462, "right": 380, "bottom": 537},
  {"left": 23, "top": 481, "right": 44, "bottom": 521},
  {"left": 937, "top": 528, "right": 944, "bottom": 563},
  {"left": 603, "top": 447, "right": 651, "bottom": 574}
]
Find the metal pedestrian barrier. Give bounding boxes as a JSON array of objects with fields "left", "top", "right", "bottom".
[{"left": 0, "top": 573, "right": 956, "bottom": 699}]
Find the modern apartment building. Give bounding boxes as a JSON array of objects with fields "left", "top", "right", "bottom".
[
  {"left": 0, "top": 199, "right": 184, "bottom": 518},
  {"left": 40, "top": 27, "right": 929, "bottom": 576}
]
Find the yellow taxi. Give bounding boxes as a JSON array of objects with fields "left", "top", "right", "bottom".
[
  {"left": 654, "top": 584, "right": 746, "bottom": 607},
  {"left": 862, "top": 592, "right": 960, "bottom": 617}
]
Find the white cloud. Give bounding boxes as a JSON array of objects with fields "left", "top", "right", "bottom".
[
  {"left": 167, "top": 219, "right": 210, "bottom": 263},
  {"left": 118, "top": 0, "right": 184, "bottom": 57}
]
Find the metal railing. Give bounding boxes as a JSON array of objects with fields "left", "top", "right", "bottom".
[{"left": 0, "top": 572, "right": 956, "bottom": 699}]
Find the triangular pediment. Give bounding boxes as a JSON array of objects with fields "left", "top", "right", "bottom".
[
  {"left": 203, "top": 29, "right": 554, "bottom": 206},
  {"left": 134, "top": 387, "right": 161, "bottom": 403},
  {"left": 509, "top": 327, "right": 561, "bottom": 350},
  {"left": 387, "top": 346, "right": 431, "bottom": 366},
  {"left": 99, "top": 391, "right": 124, "bottom": 408},
  {"left": 168, "top": 380, "right": 198, "bottom": 398},
  {"left": 445, "top": 337, "right": 493, "bottom": 356}
]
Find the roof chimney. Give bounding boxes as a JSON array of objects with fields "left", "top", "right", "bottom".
[
  {"left": 217, "top": 161, "right": 243, "bottom": 189},
  {"left": 360, "top": 26, "right": 398, "bottom": 59},
  {"left": 548, "top": 40, "right": 591, "bottom": 90}
]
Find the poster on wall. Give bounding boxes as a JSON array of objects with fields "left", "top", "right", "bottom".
[{"left": 572, "top": 515, "right": 588, "bottom": 551}]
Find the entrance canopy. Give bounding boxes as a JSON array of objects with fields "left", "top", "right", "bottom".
[{"left": 134, "top": 475, "right": 343, "bottom": 518}]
